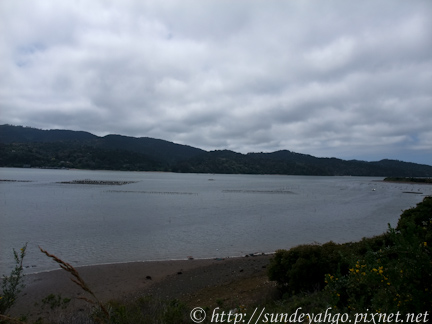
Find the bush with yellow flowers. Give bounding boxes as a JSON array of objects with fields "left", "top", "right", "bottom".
[{"left": 325, "top": 196, "right": 432, "bottom": 314}]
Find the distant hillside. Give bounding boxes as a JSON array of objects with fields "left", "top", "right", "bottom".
[
  {"left": 0, "top": 125, "right": 205, "bottom": 170},
  {"left": 173, "top": 149, "right": 432, "bottom": 177},
  {"left": 1, "top": 124, "right": 431, "bottom": 176},
  {"left": 95, "top": 134, "right": 205, "bottom": 166},
  {"left": 0, "top": 124, "right": 97, "bottom": 142}
]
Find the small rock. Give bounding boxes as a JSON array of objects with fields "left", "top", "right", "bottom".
[{"left": 146, "top": 276, "right": 152, "bottom": 280}]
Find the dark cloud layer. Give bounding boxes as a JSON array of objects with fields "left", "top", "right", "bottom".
[{"left": 1, "top": 0, "right": 431, "bottom": 164}]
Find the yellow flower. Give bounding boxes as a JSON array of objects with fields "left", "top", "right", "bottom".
[{"left": 424, "top": 242, "right": 428, "bottom": 247}]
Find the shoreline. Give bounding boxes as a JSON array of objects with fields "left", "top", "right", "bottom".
[
  {"left": 381, "top": 180, "right": 432, "bottom": 185},
  {"left": 10, "top": 255, "right": 272, "bottom": 320},
  {"left": 17, "top": 252, "right": 275, "bottom": 277}
]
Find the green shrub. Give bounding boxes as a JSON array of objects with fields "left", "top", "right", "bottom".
[
  {"left": 325, "top": 196, "right": 432, "bottom": 314},
  {"left": 267, "top": 242, "right": 349, "bottom": 294},
  {"left": 268, "top": 196, "right": 432, "bottom": 314},
  {"left": 396, "top": 196, "right": 432, "bottom": 245}
]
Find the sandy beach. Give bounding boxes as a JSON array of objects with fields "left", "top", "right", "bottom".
[{"left": 10, "top": 255, "right": 273, "bottom": 321}]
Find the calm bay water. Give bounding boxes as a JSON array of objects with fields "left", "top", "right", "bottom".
[{"left": 1, "top": 167, "right": 430, "bottom": 274}]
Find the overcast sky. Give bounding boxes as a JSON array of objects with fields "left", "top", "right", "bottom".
[{"left": 1, "top": 1, "right": 431, "bottom": 165}]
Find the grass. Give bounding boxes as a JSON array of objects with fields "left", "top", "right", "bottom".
[
  {"left": 38, "top": 247, "right": 111, "bottom": 324},
  {"left": 0, "top": 243, "right": 27, "bottom": 323}
]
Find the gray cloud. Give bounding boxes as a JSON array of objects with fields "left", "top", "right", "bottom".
[{"left": 1, "top": 0, "right": 431, "bottom": 164}]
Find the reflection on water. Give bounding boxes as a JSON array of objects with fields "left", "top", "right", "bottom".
[{"left": 0, "top": 167, "right": 430, "bottom": 274}]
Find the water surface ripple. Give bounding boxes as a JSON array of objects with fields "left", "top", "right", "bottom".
[{"left": 1, "top": 168, "right": 430, "bottom": 274}]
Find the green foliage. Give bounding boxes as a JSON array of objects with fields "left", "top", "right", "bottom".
[
  {"left": 325, "top": 222, "right": 432, "bottom": 313},
  {"left": 331, "top": 196, "right": 432, "bottom": 314},
  {"left": 40, "top": 293, "right": 71, "bottom": 310},
  {"left": 267, "top": 242, "right": 350, "bottom": 294},
  {"left": 396, "top": 196, "right": 432, "bottom": 245},
  {"left": 268, "top": 196, "right": 432, "bottom": 315},
  {"left": 104, "top": 297, "right": 189, "bottom": 324},
  {"left": 0, "top": 243, "right": 27, "bottom": 315}
]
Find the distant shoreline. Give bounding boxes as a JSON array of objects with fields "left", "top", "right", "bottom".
[{"left": 382, "top": 177, "right": 432, "bottom": 185}]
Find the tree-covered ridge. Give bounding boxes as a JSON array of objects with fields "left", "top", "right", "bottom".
[
  {"left": 174, "top": 150, "right": 432, "bottom": 177},
  {"left": 1, "top": 124, "right": 432, "bottom": 176},
  {"left": 0, "top": 125, "right": 204, "bottom": 171},
  {"left": 0, "top": 142, "right": 165, "bottom": 171}
]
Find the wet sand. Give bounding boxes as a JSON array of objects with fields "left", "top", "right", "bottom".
[{"left": 10, "top": 255, "right": 272, "bottom": 320}]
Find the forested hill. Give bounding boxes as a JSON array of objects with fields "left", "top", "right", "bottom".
[
  {"left": 0, "top": 125, "right": 205, "bottom": 171},
  {"left": 173, "top": 149, "right": 432, "bottom": 176},
  {"left": 1, "top": 124, "right": 431, "bottom": 177}
]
